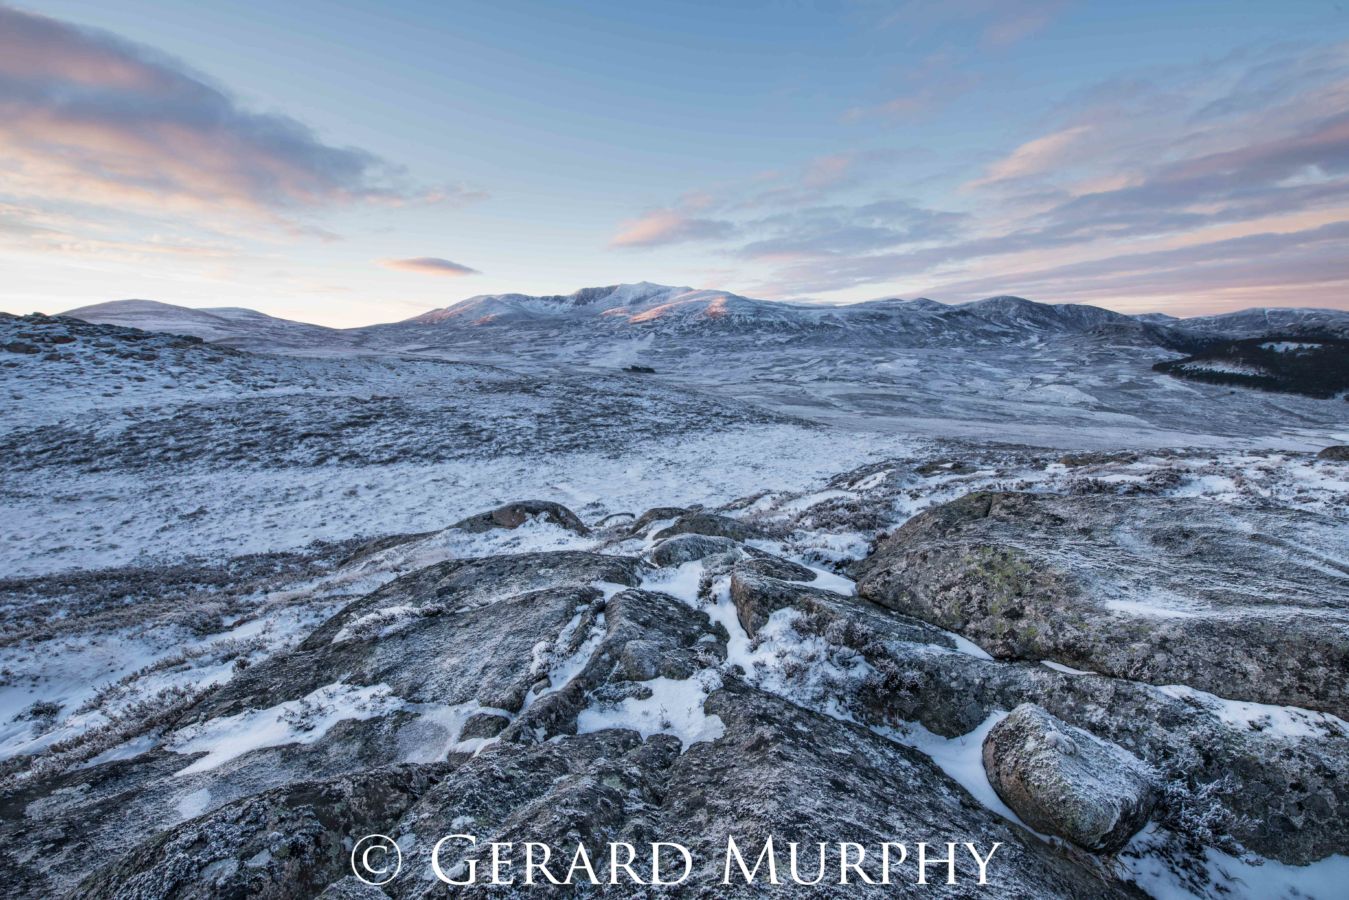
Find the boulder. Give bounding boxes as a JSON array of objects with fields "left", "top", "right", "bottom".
[
  {"left": 452, "top": 499, "right": 589, "bottom": 535},
  {"left": 982, "top": 705, "right": 1156, "bottom": 854},
  {"left": 856, "top": 491, "right": 1349, "bottom": 718},
  {"left": 1317, "top": 445, "right": 1349, "bottom": 461},
  {"left": 649, "top": 533, "right": 741, "bottom": 566}
]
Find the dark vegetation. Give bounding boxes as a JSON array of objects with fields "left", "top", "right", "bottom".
[{"left": 1153, "top": 333, "right": 1349, "bottom": 399}]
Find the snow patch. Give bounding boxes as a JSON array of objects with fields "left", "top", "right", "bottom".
[
  {"left": 1156, "top": 685, "right": 1348, "bottom": 739},
  {"left": 577, "top": 670, "right": 724, "bottom": 748},
  {"left": 167, "top": 682, "right": 401, "bottom": 775}
]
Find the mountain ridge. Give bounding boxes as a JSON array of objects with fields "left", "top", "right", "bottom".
[{"left": 58, "top": 284, "right": 1349, "bottom": 356}]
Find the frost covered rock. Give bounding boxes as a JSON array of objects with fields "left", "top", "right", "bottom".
[
  {"left": 856, "top": 491, "right": 1349, "bottom": 718},
  {"left": 1317, "top": 444, "right": 1349, "bottom": 461},
  {"left": 624, "top": 505, "right": 693, "bottom": 537},
  {"left": 317, "top": 876, "right": 390, "bottom": 898},
  {"left": 982, "top": 704, "right": 1157, "bottom": 853},
  {"left": 729, "top": 568, "right": 845, "bottom": 637},
  {"left": 458, "top": 712, "right": 510, "bottom": 740},
  {"left": 452, "top": 499, "right": 589, "bottom": 535},
  {"left": 78, "top": 764, "right": 443, "bottom": 899},
  {"left": 745, "top": 564, "right": 1348, "bottom": 865},
  {"left": 733, "top": 554, "right": 816, "bottom": 582},
  {"left": 652, "top": 511, "right": 765, "bottom": 542},
  {"left": 649, "top": 533, "right": 741, "bottom": 566}
]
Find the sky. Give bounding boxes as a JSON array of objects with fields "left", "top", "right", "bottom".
[{"left": 1, "top": 0, "right": 1347, "bottom": 326}]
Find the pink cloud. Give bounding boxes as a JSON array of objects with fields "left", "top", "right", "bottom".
[
  {"left": 609, "top": 210, "right": 735, "bottom": 248},
  {"left": 966, "top": 125, "right": 1096, "bottom": 189},
  {"left": 380, "top": 257, "right": 480, "bottom": 277},
  {"left": 0, "top": 6, "right": 481, "bottom": 227}
]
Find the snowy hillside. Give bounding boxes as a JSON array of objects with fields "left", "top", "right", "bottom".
[
  {"left": 60, "top": 299, "right": 358, "bottom": 353},
  {"left": 4, "top": 308, "right": 1349, "bottom": 899},
  {"left": 366, "top": 283, "right": 1155, "bottom": 346},
  {"left": 6, "top": 287, "right": 1349, "bottom": 900}
]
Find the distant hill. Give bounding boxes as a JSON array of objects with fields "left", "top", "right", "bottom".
[
  {"left": 60, "top": 284, "right": 1349, "bottom": 359},
  {"left": 60, "top": 299, "right": 356, "bottom": 353}
]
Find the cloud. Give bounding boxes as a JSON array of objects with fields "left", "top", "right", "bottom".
[
  {"left": 608, "top": 149, "right": 935, "bottom": 253},
  {"left": 877, "top": 0, "right": 1069, "bottom": 49},
  {"left": 923, "top": 220, "right": 1349, "bottom": 312},
  {"left": 736, "top": 200, "right": 966, "bottom": 260},
  {"left": 979, "top": 0, "right": 1070, "bottom": 47},
  {"left": 381, "top": 257, "right": 480, "bottom": 277},
  {"left": 609, "top": 210, "right": 736, "bottom": 248},
  {"left": 630, "top": 39, "right": 1349, "bottom": 312},
  {"left": 0, "top": 5, "right": 478, "bottom": 233},
  {"left": 966, "top": 125, "right": 1096, "bottom": 188},
  {"left": 843, "top": 53, "right": 982, "bottom": 122}
]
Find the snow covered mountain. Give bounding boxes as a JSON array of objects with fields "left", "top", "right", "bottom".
[
  {"left": 60, "top": 299, "right": 357, "bottom": 353},
  {"left": 362, "top": 283, "right": 1152, "bottom": 348},
  {"left": 60, "top": 284, "right": 1349, "bottom": 358},
  {"left": 1162, "top": 306, "right": 1349, "bottom": 339}
]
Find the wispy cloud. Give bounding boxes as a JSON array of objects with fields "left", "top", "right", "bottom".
[
  {"left": 609, "top": 210, "right": 736, "bottom": 248},
  {"left": 607, "top": 149, "right": 922, "bottom": 250},
  {"left": 842, "top": 52, "right": 981, "bottom": 122},
  {"left": 0, "top": 4, "right": 481, "bottom": 260},
  {"left": 736, "top": 200, "right": 965, "bottom": 260},
  {"left": 381, "top": 257, "right": 481, "bottom": 277},
  {"left": 876, "top": 0, "right": 1070, "bottom": 49},
  {"left": 965, "top": 125, "right": 1096, "bottom": 188},
  {"left": 615, "top": 39, "right": 1349, "bottom": 311}
]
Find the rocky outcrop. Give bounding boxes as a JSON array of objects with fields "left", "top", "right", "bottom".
[
  {"left": 1317, "top": 445, "right": 1349, "bottom": 461},
  {"left": 652, "top": 512, "right": 766, "bottom": 542},
  {"left": 983, "top": 705, "right": 1157, "bottom": 853},
  {"left": 729, "top": 553, "right": 1348, "bottom": 865},
  {"left": 855, "top": 491, "right": 1349, "bottom": 718},
  {"left": 452, "top": 500, "right": 590, "bottom": 535},
  {"left": 80, "top": 765, "right": 445, "bottom": 899},
  {"left": 3, "top": 485, "right": 1347, "bottom": 898},
  {"left": 384, "top": 682, "right": 1135, "bottom": 899}
]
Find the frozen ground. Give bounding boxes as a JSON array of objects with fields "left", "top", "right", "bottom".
[{"left": 2, "top": 309, "right": 1347, "bottom": 898}]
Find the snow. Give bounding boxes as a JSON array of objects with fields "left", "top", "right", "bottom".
[
  {"left": 1156, "top": 685, "right": 1348, "bottom": 739},
  {"left": 638, "top": 561, "right": 705, "bottom": 606},
  {"left": 167, "top": 682, "right": 402, "bottom": 775},
  {"left": 1041, "top": 660, "right": 1095, "bottom": 675},
  {"left": 1, "top": 425, "right": 910, "bottom": 579},
  {"left": 943, "top": 630, "right": 994, "bottom": 660},
  {"left": 576, "top": 671, "right": 725, "bottom": 748},
  {"left": 79, "top": 734, "right": 160, "bottom": 769},
  {"left": 399, "top": 701, "right": 513, "bottom": 762},
  {"left": 538, "top": 612, "right": 606, "bottom": 694},
  {"left": 332, "top": 605, "right": 422, "bottom": 644},
  {"left": 880, "top": 713, "right": 1033, "bottom": 832},
  {"left": 175, "top": 787, "right": 212, "bottom": 821},
  {"left": 1123, "top": 827, "right": 1349, "bottom": 900},
  {"left": 791, "top": 565, "right": 856, "bottom": 596},
  {"left": 1260, "top": 342, "right": 1322, "bottom": 352},
  {"left": 0, "top": 601, "right": 335, "bottom": 764}
]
